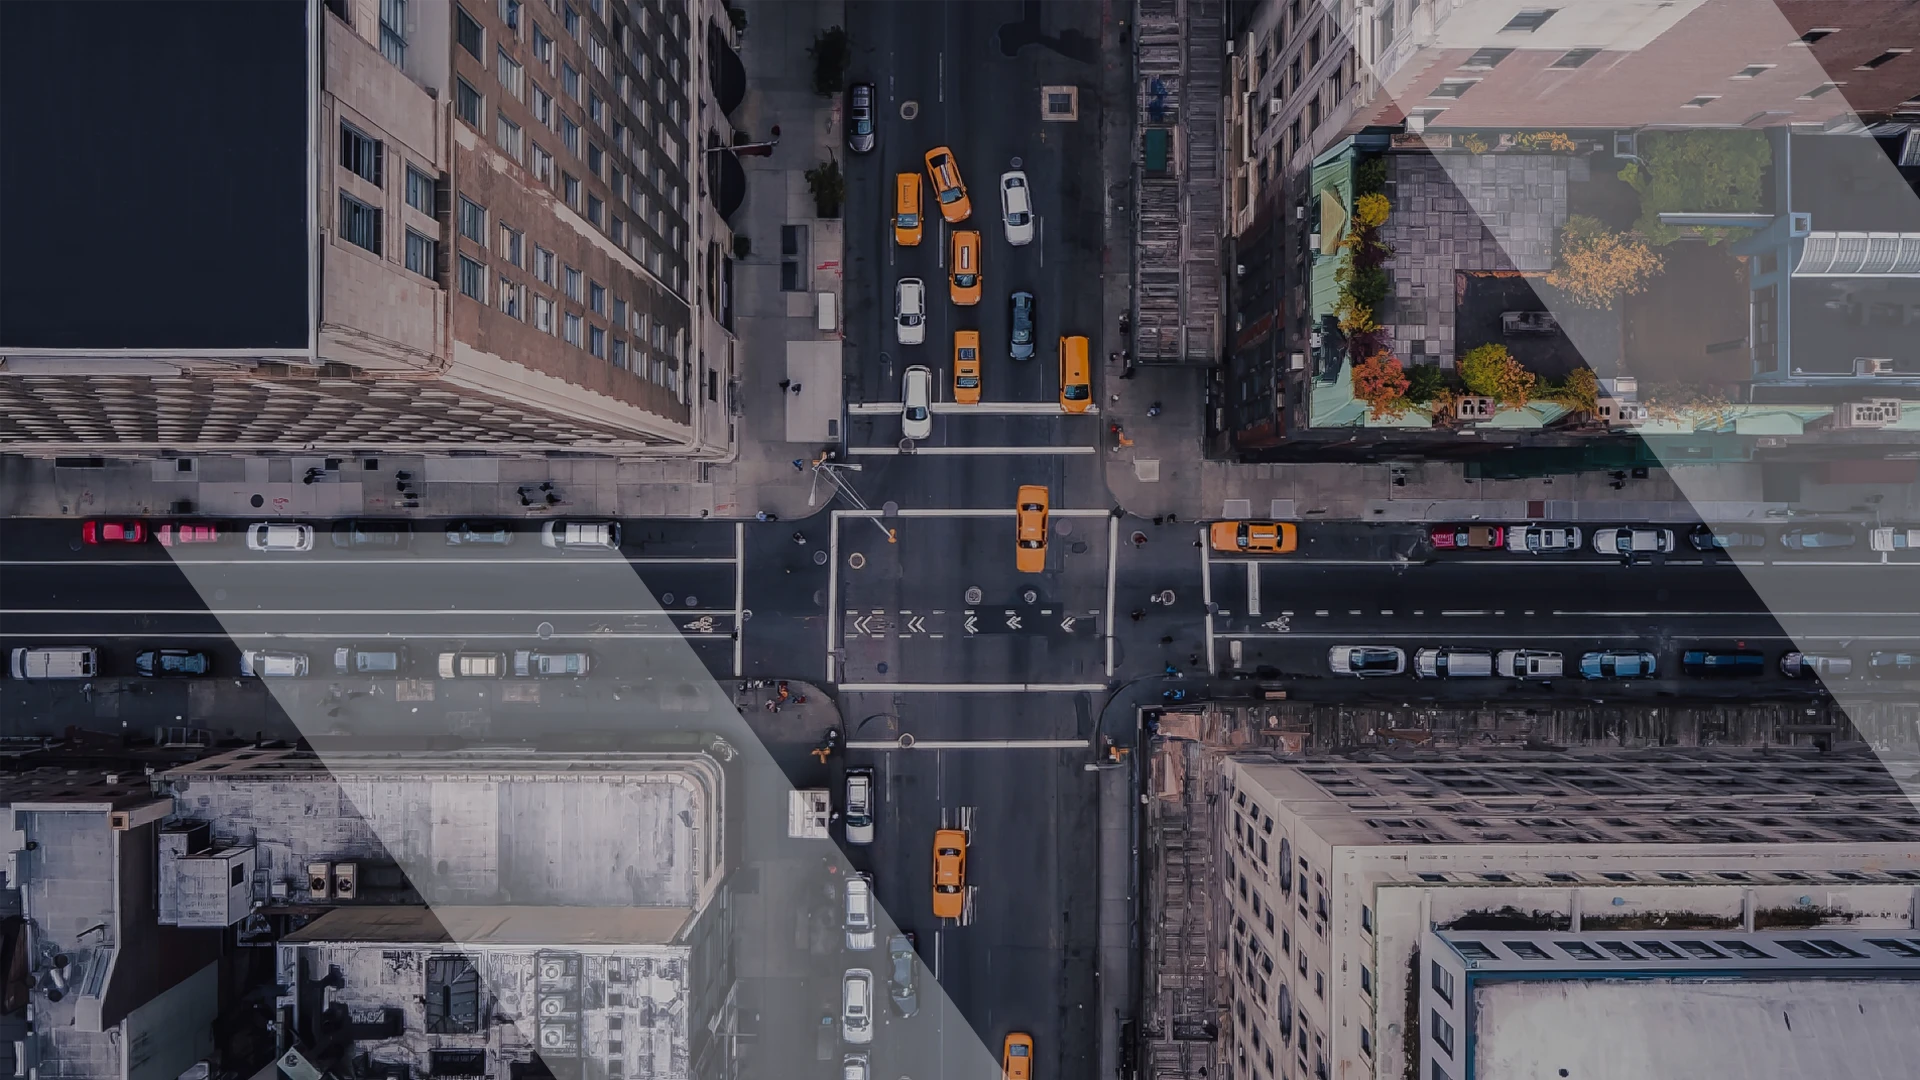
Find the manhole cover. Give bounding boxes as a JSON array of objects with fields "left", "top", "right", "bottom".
[
  {"left": 1057, "top": 520, "right": 1072, "bottom": 536},
  {"left": 1010, "top": 155, "right": 1023, "bottom": 169},
  {"left": 685, "top": 596, "right": 699, "bottom": 607},
  {"left": 900, "top": 100, "right": 919, "bottom": 120},
  {"left": 900, "top": 438, "right": 916, "bottom": 452},
  {"left": 849, "top": 552, "right": 867, "bottom": 570},
  {"left": 813, "top": 550, "right": 829, "bottom": 565},
  {"left": 537, "top": 621, "right": 555, "bottom": 639},
  {"left": 883, "top": 500, "right": 900, "bottom": 516},
  {"left": 1023, "top": 589, "right": 1038, "bottom": 604},
  {"left": 661, "top": 592, "right": 675, "bottom": 605},
  {"left": 965, "top": 586, "right": 983, "bottom": 604}
]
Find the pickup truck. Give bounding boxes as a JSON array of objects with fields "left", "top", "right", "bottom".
[{"left": 1870, "top": 527, "right": 1920, "bottom": 552}]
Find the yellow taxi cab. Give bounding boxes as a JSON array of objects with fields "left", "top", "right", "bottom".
[
  {"left": 953, "top": 331, "right": 982, "bottom": 404},
  {"left": 1002, "top": 1034, "right": 1034, "bottom": 1080},
  {"left": 950, "top": 230, "right": 982, "bottom": 305},
  {"left": 924, "top": 146, "right": 972, "bottom": 223},
  {"left": 1057, "top": 335, "right": 1091, "bottom": 413},
  {"left": 932, "top": 828, "right": 968, "bottom": 919},
  {"left": 1209, "top": 520, "right": 1298, "bottom": 554},
  {"left": 1015, "top": 485, "right": 1049, "bottom": 573},
  {"left": 894, "top": 172, "right": 923, "bottom": 246}
]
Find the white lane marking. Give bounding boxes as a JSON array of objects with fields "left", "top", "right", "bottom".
[
  {"left": 847, "top": 445, "right": 1098, "bottom": 456},
  {"left": 1442, "top": 610, "right": 1487, "bottom": 616},
  {"left": 848, "top": 738, "right": 1089, "bottom": 750},
  {"left": 1245, "top": 561, "right": 1260, "bottom": 617},
  {"left": 826, "top": 513, "right": 843, "bottom": 682},
  {"left": 836, "top": 508, "right": 1114, "bottom": 519},
  {"left": 9, "top": 631, "right": 727, "bottom": 641},
  {"left": 847, "top": 401, "right": 1100, "bottom": 415},
  {"left": 838, "top": 682, "right": 1107, "bottom": 692},
  {"left": 1105, "top": 515, "right": 1119, "bottom": 677},
  {"left": 9, "top": 556, "right": 742, "bottom": 567},
  {"left": 1202, "top": 527, "right": 1217, "bottom": 674},
  {"left": 733, "top": 521, "right": 746, "bottom": 678},
  {"left": 0, "top": 608, "right": 734, "bottom": 617}
]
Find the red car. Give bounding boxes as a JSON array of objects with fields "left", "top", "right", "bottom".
[
  {"left": 158, "top": 523, "right": 219, "bottom": 547},
  {"left": 1430, "top": 524, "right": 1505, "bottom": 550},
  {"left": 82, "top": 520, "right": 145, "bottom": 545}
]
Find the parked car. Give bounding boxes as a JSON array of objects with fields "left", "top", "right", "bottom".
[
  {"left": 845, "top": 766, "right": 876, "bottom": 845},
  {"left": 135, "top": 649, "right": 210, "bottom": 677},
  {"left": 1780, "top": 526, "right": 1857, "bottom": 551},
  {"left": 446, "top": 520, "right": 515, "bottom": 546},
  {"left": 1210, "top": 520, "right": 1297, "bottom": 554},
  {"left": 901, "top": 365, "right": 933, "bottom": 441},
  {"left": 1414, "top": 648, "right": 1493, "bottom": 678},
  {"left": 1593, "top": 526, "right": 1674, "bottom": 558},
  {"left": 999, "top": 170, "right": 1034, "bottom": 245},
  {"left": 1328, "top": 645, "right": 1406, "bottom": 677},
  {"left": 82, "top": 520, "right": 145, "bottom": 544},
  {"left": 1008, "top": 290, "right": 1036, "bottom": 360},
  {"left": 1780, "top": 652, "right": 1852, "bottom": 678},
  {"left": 1869, "top": 651, "right": 1917, "bottom": 677},
  {"left": 158, "top": 523, "right": 219, "bottom": 547},
  {"left": 844, "top": 872, "right": 878, "bottom": 951},
  {"left": 240, "top": 650, "right": 309, "bottom": 677},
  {"left": 1681, "top": 650, "right": 1765, "bottom": 677},
  {"left": 331, "top": 520, "right": 412, "bottom": 549},
  {"left": 1430, "top": 524, "right": 1505, "bottom": 550},
  {"left": 1506, "top": 524, "right": 1582, "bottom": 554},
  {"left": 10, "top": 646, "right": 99, "bottom": 680},
  {"left": 512, "top": 649, "right": 592, "bottom": 677},
  {"left": 843, "top": 1055, "right": 870, "bottom": 1080},
  {"left": 246, "top": 523, "right": 314, "bottom": 552},
  {"left": 1496, "top": 650, "right": 1564, "bottom": 678},
  {"left": 334, "top": 645, "right": 410, "bottom": 675},
  {"left": 1579, "top": 650, "right": 1658, "bottom": 679},
  {"left": 895, "top": 278, "right": 927, "bottom": 345},
  {"left": 840, "top": 969, "right": 875, "bottom": 1045},
  {"left": 1501, "top": 310, "right": 1560, "bottom": 334},
  {"left": 846, "top": 82, "right": 876, "bottom": 153},
  {"left": 887, "top": 933, "right": 920, "bottom": 1017},
  {"left": 1688, "top": 525, "right": 1768, "bottom": 551},
  {"left": 437, "top": 652, "right": 505, "bottom": 678},
  {"left": 541, "top": 520, "right": 620, "bottom": 550},
  {"left": 1870, "top": 527, "right": 1920, "bottom": 552}
]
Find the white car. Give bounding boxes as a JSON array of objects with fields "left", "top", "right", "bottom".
[
  {"left": 844, "top": 873, "right": 878, "bottom": 951},
  {"left": 240, "top": 650, "right": 309, "bottom": 677},
  {"left": 841, "top": 969, "right": 874, "bottom": 1045},
  {"left": 1593, "top": 526, "right": 1674, "bottom": 558},
  {"left": 901, "top": 365, "right": 933, "bottom": 441},
  {"left": 1871, "top": 527, "right": 1920, "bottom": 552},
  {"left": 999, "top": 171, "right": 1034, "bottom": 246},
  {"left": 541, "top": 521, "right": 619, "bottom": 550},
  {"left": 895, "top": 278, "right": 926, "bottom": 345},
  {"left": 1506, "top": 524, "right": 1581, "bottom": 554},
  {"left": 246, "top": 523, "right": 314, "bottom": 552},
  {"left": 1328, "top": 645, "right": 1406, "bottom": 677},
  {"left": 437, "top": 652, "right": 505, "bottom": 678},
  {"left": 842, "top": 1054, "right": 870, "bottom": 1080},
  {"left": 845, "top": 766, "right": 876, "bottom": 845}
]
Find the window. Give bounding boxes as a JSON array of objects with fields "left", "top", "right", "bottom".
[
  {"left": 404, "top": 229, "right": 436, "bottom": 276},
  {"left": 1429, "top": 1011, "right": 1455, "bottom": 1056},
  {"left": 588, "top": 194, "right": 604, "bottom": 226},
  {"left": 1798, "top": 27, "right": 1838, "bottom": 46},
  {"left": 1430, "top": 78, "right": 1478, "bottom": 99},
  {"left": 339, "top": 193, "right": 382, "bottom": 254},
  {"left": 498, "top": 223, "right": 523, "bottom": 266},
  {"left": 534, "top": 245, "right": 556, "bottom": 284},
  {"left": 458, "top": 255, "right": 486, "bottom": 300},
  {"left": 379, "top": 0, "right": 408, "bottom": 67},
  {"left": 612, "top": 297, "right": 627, "bottom": 325},
  {"left": 532, "top": 144, "right": 554, "bottom": 182},
  {"left": 1430, "top": 961, "right": 1455, "bottom": 1004},
  {"left": 497, "top": 113, "right": 524, "bottom": 162},
  {"left": 563, "top": 62, "right": 582, "bottom": 100},
  {"left": 458, "top": 196, "right": 487, "bottom": 245},
  {"left": 498, "top": 48, "right": 524, "bottom": 98},
  {"left": 610, "top": 216, "right": 624, "bottom": 243},
  {"left": 500, "top": 0, "right": 520, "bottom": 31},
  {"left": 456, "top": 5, "right": 484, "bottom": 58},
  {"left": 561, "top": 114, "right": 581, "bottom": 154},
  {"left": 1682, "top": 94, "right": 1719, "bottom": 107},
  {"left": 564, "top": 311, "right": 584, "bottom": 346},
  {"left": 564, "top": 3, "right": 579, "bottom": 39},
  {"left": 1360, "top": 1028, "right": 1372, "bottom": 1057},
  {"left": 1308, "top": 30, "right": 1321, "bottom": 65},
  {"left": 1360, "top": 966, "right": 1372, "bottom": 995},
  {"left": 533, "top": 23, "right": 555, "bottom": 69},
  {"left": 1361, "top": 905, "right": 1373, "bottom": 933},
  {"left": 499, "top": 277, "right": 523, "bottom": 318},
  {"left": 564, "top": 173, "right": 581, "bottom": 207},
  {"left": 590, "top": 324, "right": 607, "bottom": 357},
  {"left": 533, "top": 86, "right": 553, "bottom": 126},
  {"left": 589, "top": 35, "right": 608, "bottom": 73},
  {"left": 341, "top": 123, "right": 383, "bottom": 185},
  {"left": 564, "top": 265, "right": 582, "bottom": 301},
  {"left": 1432, "top": 1064, "right": 1452, "bottom": 1080},
  {"left": 1463, "top": 47, "right": 1511, "bottom": 69},
  {"left": 589, "top": 91, "right": 605, "bottom": 127},
  {"left": 534, "top": 294, "right": 555, "bottom": 332},
  {"left": 1409, "top": 106, "right": 1447, "bottom": 128},
  {"left": 1501, "top": 9, "right": 1557, "bottom": 32},
  {"left": 588, "top": 142, "right": 604, "bottom": 175},
  {"left": 455, "top": 78, "right": 484, "bottom": 126},
  {"left": 1313, "top": 971, "right": 1324, "bottom": 998},
  {"left": 611, "top": 337, "right": 627, "bottom": 367},
  {"left": 1858, "top": 49, "right": 1911, "bottom": 70},
  {"left": 590, "top": 281, "right": 607, "bottom": 314},
  {"left": 1551, "top": 47, "right": 1598, "bottom": 69},
  {"left": 1731, "top": 63, "right": 1773, "bottom": 79},
  {"left": 1801, "top": 81, "right": 1844, "bottom": 100},
  {"left": 406, "top": 165, "right": 435, "bottom": 213}
]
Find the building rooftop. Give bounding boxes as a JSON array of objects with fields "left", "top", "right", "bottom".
[{"left": 0, "top": 1, "right": 309, "bottom": 352}]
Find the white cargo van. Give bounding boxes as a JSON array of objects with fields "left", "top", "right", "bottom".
[
  {"left": 1414, "top": 648, "right": 1494, "bottom": 678},
  {"left": 1496, "top": 649, "right": 1564, "bottom": 678},
  {"left": 10, "top": 646, "right": 98, "bottom": 680}
]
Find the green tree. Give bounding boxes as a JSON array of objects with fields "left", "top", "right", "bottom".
[
  {"left": 1621, "top": 130, "right": 1770, "bottom": 246},
  {"left": 806, "top": 157, "right": 845, "bottom": 218},
  {"left": 1457, "top": 343, "right": 1535, "bottom": 409},
  {"left": 1405, "top": 363, "right": 1448, "bottom": 404},
  {"left": 809, "top": 26, "right": 851, "bottom": 96}
]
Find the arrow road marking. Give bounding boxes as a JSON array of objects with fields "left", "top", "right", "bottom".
[
  {"left": 1061, "top": 615, "right": 1076, "bottom": 632},
  {"left": 908, "top": 616, "right": 926, "bottom": 633},
  {"left": 964, "top": 614, "right": 979, "bottom": 635},
  {"left": 1005, "top": 614, "right": 1022, "bottom": 630}
]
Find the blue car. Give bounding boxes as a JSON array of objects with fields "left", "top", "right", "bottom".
[{"left": 1580, "top": 650, "right": 1658, "bottom": 679}]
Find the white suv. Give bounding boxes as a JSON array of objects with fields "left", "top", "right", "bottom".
[
  {"left": 246, "top": 523, "right": 314, "bottom": 552},
  {"left": 844, "top": 873, "right": 878, "bottom": 951},
  {"left": 240, "top": 650, "right": 309, "bottom": 677},
  {"left": 841, "top": 969, "right": 874, "bottom": 1045},
  {"left": 895, "top": 278, "right": 926, "bottom": 345},
  {"left": 999, "top": 170, "right": 1034, "bottom": 246},
  {"left": 901, "top": 366, "right": 933, "bottom": 441}
]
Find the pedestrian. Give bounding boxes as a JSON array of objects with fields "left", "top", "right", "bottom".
[
  {"left": 1119, "top": 365, "right": 1137, "bottom": 380},
  {"left": 791, "top": 458, "right": 805, "bottom": 472},
  {"left": 778, "top": 379, "right": 791, "bottom": 391},
  {"left": 1147, "top": 401, "right": 1163, "bottom": 417},
  {"left": 790, "top": 382, "right": 803, "bottom": 395},
  {"left": 1160, "top": 635, "right": 1175, "bottom": 645},
  {"left": 1166, "top": 513, "right": 1178, "bottom": 524},
  {"left": 1153, "top": 516, "right": 1164, "bottom": 526},
  {"left": 792, "top": 531, "right": 807, "bottom": 545},
  {"left": 756, "top": 511, "right": 769, "bottom": 522},
  {"left": 1130, "top": 609, "right": 1145, "bottom": 622},
  {"left": 1190, "top": 653, "right": 1202, "bottom": 667}
]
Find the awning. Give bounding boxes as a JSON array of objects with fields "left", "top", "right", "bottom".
[
  {"left": 708, "top": 23, "right": 745, "bottom": 116},
  {"left": 710, "top": 148, "right": 746, "bottom": 220},
  {"left": 1318, "top": 189, "right": 1347, "bottom": 255}
]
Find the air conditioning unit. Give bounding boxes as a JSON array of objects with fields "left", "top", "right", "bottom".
[
  {"left": 1835, "top": 399, "right": 1902, "bottom": 428},
  {"left": 332, "top": 862, "right": 358, "bottom": 901},
  {"left": 307, "top": 862, "right": 332, "bottom": 901},
  {"left": 1597, "top": 399, "right": 1648, "bottom": 425},
  {"left": 1856, "top": 357, "right": 1896, "bottom": 376},
  {"left": 1599, "top": 376, "right": 1639, "bottom": 400},
  {"left": 1456, "top": 395, "right": 1495, "bottom": 420},
  {"left": 1407, "top": 114, "right": 1426, "bottom": 134},
  {"left": 1268, "top": 97, "right": 1285, "bottom": 117}
]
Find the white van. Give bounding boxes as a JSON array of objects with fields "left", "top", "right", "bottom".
[
  {"left": 10, "top": 646, "right": 98, "bottom": 680},
  {"left": 844, "top": 767, "right": 876, "bottom": 845},
  {"left": 1414, "top": 648, "right": 1494, "bottom": 678},
  {"left": 541, "top": 521, "right": 620, "bottom": 550},
  {"left": 1496, "top": 649, "right": 1564, "bottom": 678}
]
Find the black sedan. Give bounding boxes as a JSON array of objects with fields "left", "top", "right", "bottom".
[
  {"left": 1687, "top": 525, "right": 1767, "bottom": 551},
  {"left": 1009, "top": 290, "right": 1036, "bottom": 360},
  {"left": 1779, "top": 526, "right": 1857, "bottom": 551},
  {"left": 136, "top": 649, "right": 211, "bottom": 677}
]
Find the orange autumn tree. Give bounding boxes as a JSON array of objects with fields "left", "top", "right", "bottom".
[
  {"left": 1458, "top": 343, "right": 1535, "bottom": 410},
  {"left": 1351, "top": 353, "right": 1412, "bottom": 419}
]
